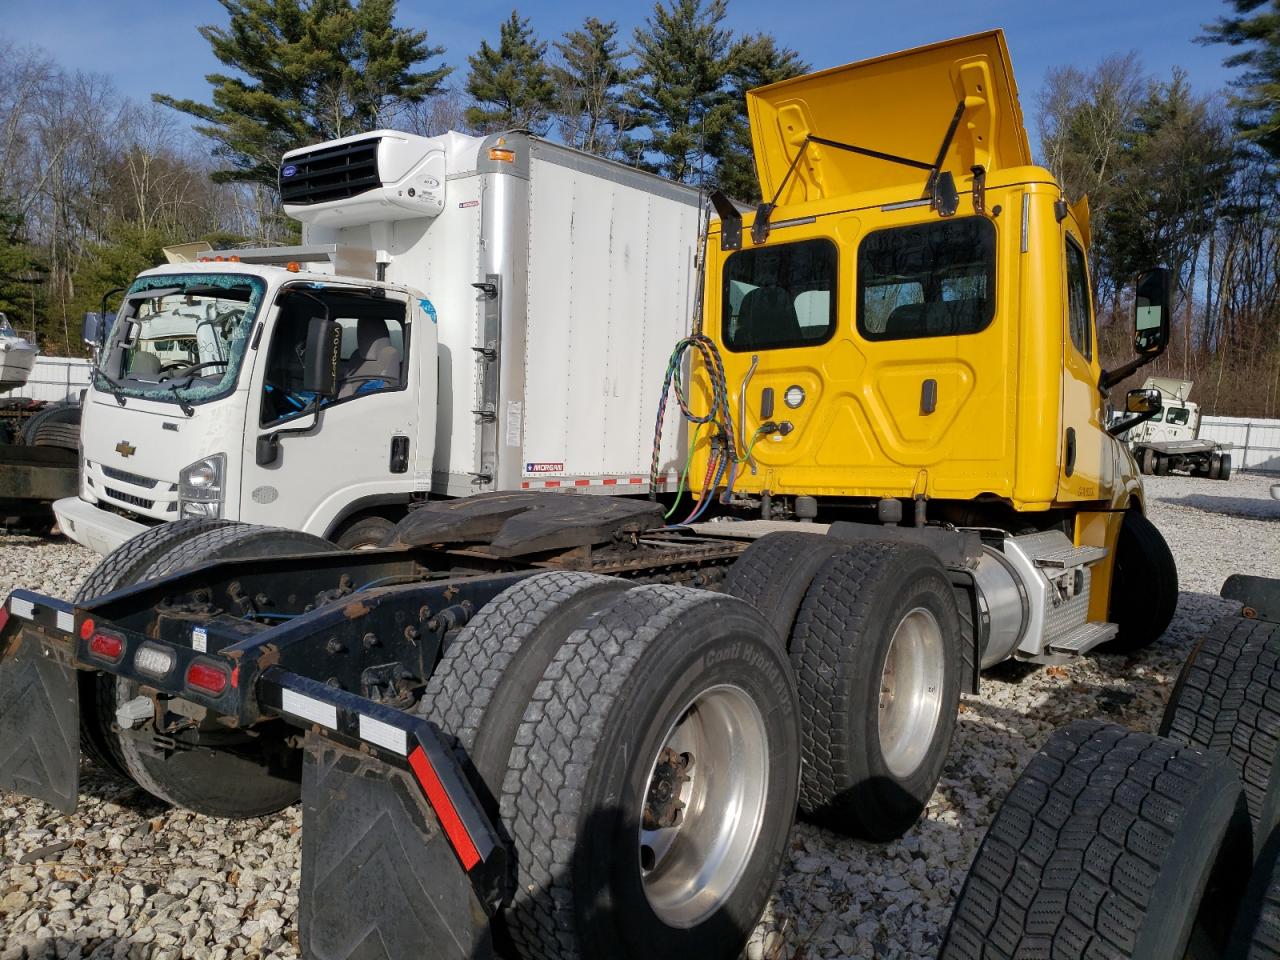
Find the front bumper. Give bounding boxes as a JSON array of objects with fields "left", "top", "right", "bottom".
[{"left": 53, "top": 496, "right": 149, "bottom": 555}]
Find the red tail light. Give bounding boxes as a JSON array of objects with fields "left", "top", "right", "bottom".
[
  {"left": 88, "top": 632, "right": 124, "bottom": 662},
  {"left": 186, "top": 662, "right": 229, "bottom": 695},
  {"left": 0, "top": 607, "right": 9, "bottom": 634},
  {"left": 79, "top": 618, "right": 95, "bottom": 640}
]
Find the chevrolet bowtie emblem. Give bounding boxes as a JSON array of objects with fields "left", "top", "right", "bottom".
[{"left": 115, "top": 441, "right": 136, "bottom": 458}]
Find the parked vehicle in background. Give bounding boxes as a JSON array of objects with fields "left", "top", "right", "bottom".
[
  {"left": 0, "top": 312, "right": 38, "bottom": 393},
  {"left": 56, "top": 131, "right": 702, "bottom": 554},
  {"left": 1126, "top": 376, "right": 1233, "bottom": 479}
]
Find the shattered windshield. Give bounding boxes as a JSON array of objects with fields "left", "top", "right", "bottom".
[{"left": 96, "top": 273, "right": 263, "bottom": 405}]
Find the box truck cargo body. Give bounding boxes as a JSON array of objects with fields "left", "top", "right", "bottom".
[{"left": 56, "top": 131, "right": 702, "bottom": 553}]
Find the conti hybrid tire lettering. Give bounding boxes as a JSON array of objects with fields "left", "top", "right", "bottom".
[
  {"left": 941, "top": 720, "right": 1251, "bottom": 960},
  {"left": 722, "top": 531, "right": 852, "bottom": 648},
  {"left": 500, "top": 585, "right": 799, "bottom": 960},
  {"left": 790, "top": 541, "right": 961, "bottom": 841}
]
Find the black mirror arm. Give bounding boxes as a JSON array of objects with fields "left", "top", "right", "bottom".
[
  {"left": 1107, "top": 409, "right": 1159, "bottom": 437},
  {"left": 1099, "top": 351, "right": 1160, "bottom": 392}
]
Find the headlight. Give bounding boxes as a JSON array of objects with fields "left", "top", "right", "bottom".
[{"left": 179, "top": 453, "right": 225, "bottom": 519}]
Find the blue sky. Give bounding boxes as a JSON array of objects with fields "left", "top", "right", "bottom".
[{"left": 2, "top": 0, "right": 1239, "bottom": 146}]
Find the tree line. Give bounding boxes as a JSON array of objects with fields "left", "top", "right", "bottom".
[{"left": 0, "top": 0, "right": 1277, "bottom": 421}]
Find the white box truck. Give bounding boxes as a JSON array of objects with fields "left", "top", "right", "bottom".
[{"left": 55, "top": 131, "right": 703, "bottom": 553}]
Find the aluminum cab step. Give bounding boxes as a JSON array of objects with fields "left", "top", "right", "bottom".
[
  {"left": 1034, "top": 544, "right": 1108, "bottom": 570},
  {"left": 1047, "top": 621, "right": 1118, "bottom": 655}
]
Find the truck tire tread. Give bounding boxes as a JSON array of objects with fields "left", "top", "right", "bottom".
[
  {"left": 722, "top": 531, "right": 850, "bottom": 646},
  {"left": 501, "top": 585, "right": 798, "bottom": 960},
  {"left": 791, "top": 540, "right": 960, "bottom": 839},
  {"left": 941, "top": 720, "right": 1251, "bottom": 960},
  {"left": 1159, "top": 615, "right": 1280, "bottom": 845},
  {"left": 418, "top": 571, "right": 631, "bottom": 790}
]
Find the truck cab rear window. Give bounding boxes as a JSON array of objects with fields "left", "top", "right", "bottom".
[
  {"left": 857, "top": 217, "right": 996, "bottom": 341},
  {"left": 722, "top": 239, "right": 837, "bottom": 351}
]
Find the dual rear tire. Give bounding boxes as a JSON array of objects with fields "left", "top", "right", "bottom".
[
  {"left": 726, "top": 533, "right": 962, "bottom": 841},
  {"left": 421, "top": 573, "right": 801, "bottom": 960}
]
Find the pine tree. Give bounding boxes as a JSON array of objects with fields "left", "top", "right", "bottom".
[
  {"left": 716, "top": 34, "right": 809, "bottom": 201},
  {"left": 154, "top": 0, "right": 450, "bottom": 189},
  {"left": 466, "top": 11, "right": 556, "bottom": 134},
  {"left": 552, "top": 18, "right": 635, "bottom": 159},
  {"left": 1201, "top": 0, "right": 1280, "bottom": 159},
  {"left": 628, "top": 0, "right": 737, "bottom": 184}
]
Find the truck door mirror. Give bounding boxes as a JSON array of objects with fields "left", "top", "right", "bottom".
[
  {"left": 1125, "top": 388, "right": 1162, "bottom": 415},
  {"left": 81, "top": 312, "right": 106, "bottom": 347},
  {"left": 1134, "top": 268, "right": 1171, "bottom": 356},
  {"left": 302, "top": 318, "right": 342, "bottom": 399},
  {"left": 1107, "top": 387, "right": 1164, "bottom": 437}
]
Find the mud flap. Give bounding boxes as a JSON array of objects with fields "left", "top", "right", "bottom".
[
  {"left": 299, "top": 733, "right": 492, "bottom": 960},
  {"left": 1223, "top": 574, "right": 1280, "bottom": 624},
  {"left": 0, "top": 630, "right": 79, "bottom": 812}
]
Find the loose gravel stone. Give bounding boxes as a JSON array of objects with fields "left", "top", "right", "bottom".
[{"left": 1, "top": 472, "right": 1277, "bottom": 958}]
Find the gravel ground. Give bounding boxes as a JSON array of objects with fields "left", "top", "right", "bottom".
[{"left": 2, "top": 473, "right": 1278, "bottom": 960}]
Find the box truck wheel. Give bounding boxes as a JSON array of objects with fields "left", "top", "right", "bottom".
[
  {"left": 75, "top": 517, "right": 240, "bottom": 783},
  {"left": 1160, "top": 615, "right": 1280, "bottom": 852},
  {"left": 790, "top": 542, "right": 960, "bottom": 841},
  {"left": 500, "top": 585, "right": 799, "bottom": 960},
  {"left": 722, "top": 531, "right": 851, "bottom": 647},
  {"left": 941, "top": 720, "right": 1251, "bottom": 960},
  {"left": 1141, "top": 447, "right": 1156, "bottom": 475},
  {"left": 19, "top": 402, "right": 78, "bottom": 446},
  {"left": 1219, "top": 452, "right": 1233, "bottom": 481},
  {"left": 1227, "top": 830, "right": 1280, "bottom": 959},
  {"left": 332, "top": 514, "right": 396, "bottom": 550},
  {"left": 417, "top": 571, "right": 631, "bottom": 805},
  {"left": 108, "top": 524, "right": 337, "bottom": 818},
  {"left": 1155, "top": 453, "right": 1170, "bottom": 475},
  {"left": 1102, "top": 510, "right": 1178, "bottom": 653}
]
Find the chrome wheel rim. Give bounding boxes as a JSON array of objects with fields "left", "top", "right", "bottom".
[
  {"left": 878, "top": 607, "right": 945, "bottom": 779},
  {"left": 638, "top": 683, "right": 768, "bottom": 928}
]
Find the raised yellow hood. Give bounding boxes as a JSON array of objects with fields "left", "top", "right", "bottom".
[{"left": 747, "top": 30, "right": 1032, "bottom": 205}]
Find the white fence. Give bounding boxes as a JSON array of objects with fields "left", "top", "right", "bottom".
[
  {"left": 1201, "top": 416, "right": 1280, "bottom": 473},
  {"left": 5, "top": 355, "right": 92, "bottom": 403}
]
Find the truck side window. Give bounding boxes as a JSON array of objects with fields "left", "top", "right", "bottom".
[
  {"left": 857, "top": 216, "right": 996, "bottom": 341},
  {"left": 260, "top": 290, "right": 408, "bottom": 426},
  {"left": 1065, "top": 238, "right": 1093, "bottom": 362},
  {"left": 722, "top": 239, "right": 837, "bottom": 351},
  {"left": 1166, "top": 407, "right": 1189, "bottom": 426}
]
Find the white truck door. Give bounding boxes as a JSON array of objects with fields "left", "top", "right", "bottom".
[{"left": 238, "top": 285, "right": 419, "bottom": 536}]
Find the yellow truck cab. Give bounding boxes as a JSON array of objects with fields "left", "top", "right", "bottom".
[{"left": 697, "top": 32, "right": 1176, "bottom": 661}]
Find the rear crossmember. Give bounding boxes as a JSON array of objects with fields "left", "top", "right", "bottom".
[{"left": 0, "top": 576, "right": 515, "bottom": 956}]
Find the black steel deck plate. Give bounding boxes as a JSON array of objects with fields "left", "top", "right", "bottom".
[{"left": 386, "top": 490, "right": 665, "bottom": 557}]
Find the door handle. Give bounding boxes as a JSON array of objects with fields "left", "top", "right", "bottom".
[
  {"left": 390, "top": 435, "right": 409, "bottom": 474},
  {"left": 920, "top": 379, "right": 938, "bottom": 415},
  {"left": 1064, "top": 428, "right": 1077, "bottom": 477}
]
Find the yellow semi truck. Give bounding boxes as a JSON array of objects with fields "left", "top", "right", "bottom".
[
  {"left": 0, "top": 31, "right": 1178, "bottom": 960},
  {"left": 688, "top": 31, "right": 1174, "bottom": 656}
]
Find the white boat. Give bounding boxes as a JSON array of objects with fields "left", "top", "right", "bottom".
[{"left": 0, "top": 312, "right": 38, "bottom": 392}]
